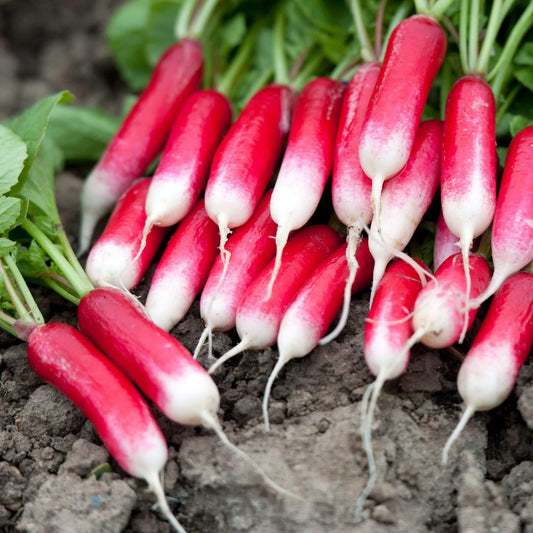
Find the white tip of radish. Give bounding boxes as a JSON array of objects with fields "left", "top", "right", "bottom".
[
  {"left": 441, "top": 404, "right": 475, "bottom": 465},
  {"left": 458, "top": 233, "right": 474, "bottom": 344},
  {"left": 369, "top": 175, "right": 385, "bottom": 236},
  {"left": 201, "top": 411, "right": 301, "bottom": 501},
  {"left": 320, "top": 227, "right": 362, "bottom": 345},
  {"left": 262, "top": 354, "right": 290, "bottom": 431},
  {"left": 265, "top": 225, "right": 290, "bottom": 302},
  {"left": 145, "top": 176, "right": 192, "bottom": 227},
  {"left": 145, "top": 470, "right": 187, "bottom": 533},
  {"left": 369, "top": 255, "right": 387, "bottom": 309},
  {"left": 85, "top": 242, "right": 139, "bottom": 290},
  {"left": 208, "top": 338, "right": 251, "bottom": 374}
]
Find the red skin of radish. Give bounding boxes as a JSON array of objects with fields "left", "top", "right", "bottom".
[
  {"left": 79, "top": 39, "right": 203, "bottom": 253},
  {"left": 85, "top": 178, "right": 168, "bottom": 290},
  {"left": 332, "top": 62, "right": 380, "bottom": 229},
  {"left": 277, "top": 238, "right": 373, "bottom": 360},
  {"left": 78, "top": 287, "right": 220, "bottom": 427},
  {"left": 368, "top": 119, "right": 443, "bottom": 304},
  {"left": 478, "top": 126, "right": 533, "bottom": 303},
  {"left": 359, "top": 15, "right": 446, "bottom": 207},
  {"left": 145, "top": 199, "right": 219, "bottom": 331},
  {"left": 204, "top": 84, "right": 294, "bottom": 234},
  {"left": 26, "top": 323, "right": 168, "bottom": 481},
  {"left": 270, "top": 77, "right": 345, "bottom": 236},
  {"left": 440, "top": 75, "right": 496, "bottom": 265},
  {"left": 200, "top": 190, "right": 278, "bottom": 333},
  {"left": 434, "top": 211, "right": 460, "bottom": 271},
  {"left": 145, "top": 90, "right": 233, "bottom": 228},
  {"left": 412, "top": 253, "right": 491, "bottom": 348},
  {"left": 364, "top": 258, "right": 429, "bottom": 380}
]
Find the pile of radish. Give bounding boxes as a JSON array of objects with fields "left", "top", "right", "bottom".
[{"left": 2, "top": 0, "right": 533, "bottom": 529}]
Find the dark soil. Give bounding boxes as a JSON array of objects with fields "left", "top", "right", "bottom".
[{"left": 1, "top": 1, "right": 532, "bottom": 532}]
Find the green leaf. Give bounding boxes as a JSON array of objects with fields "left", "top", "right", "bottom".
[
  {"left": 510, "top": 114, "right": 533, "bottom": 136},
  {"left": 0, "top": 197, "right": 22, "bottom": 234},
  {"left": 514, "top": 67, "right": 533, "bottom": 93},
  {"left": 0, "top": 238, "right": 16, "bottom": 258},
  {"left": 514, "top": 41, "right": 533, "bottom": 65},
  {"left": 107, "top": 0, "right": 153, "bottom": 90},
  {"left": 0, "top": 125, "right": 27, "bottom": 195},
  {"left": 16, "top": 240, "right": 49, "bottom": 278},
  {"left": 4, "top": 91, "right": 73, "bottom": 194},
  {"left": 145, "top": 0, "right": 182, "bottom": 65},
  {"left": 47, "top": 105, "right": 120, "bottom": 162}
]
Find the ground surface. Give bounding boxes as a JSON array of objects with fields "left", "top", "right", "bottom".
[{"left": 1, "top": 1, "right": 533, "bottom": 532}]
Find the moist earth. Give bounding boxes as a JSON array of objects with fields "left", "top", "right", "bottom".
[{"left": 1, "top": 1, "right": 533, "bottom": 532}]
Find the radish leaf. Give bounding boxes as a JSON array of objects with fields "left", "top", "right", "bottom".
[{"left": 0, "top": 126, "right": 27, "bottom": 195}]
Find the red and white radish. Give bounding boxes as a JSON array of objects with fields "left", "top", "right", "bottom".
[
  {"left": 440, "top": 75, "right": 497, "bottom": 341},
  {"left": 204, "top": 84, "right": 294, "bottom": 265},
  {"left": 195, "top": 190, "right": 278, "bottom": 358},
  {"left": 145, "top": 199, "right": 219, "bottom": 332},
  {"left": 326, "top": 61, "right": 380, "bottom": 343},
  {"left": 85, "top": 178, "right": 168, "bottom": 290},
  {"left": 137, "top": 90, "right": 232, "bottom": 257},
  {"left": 442, "top": 272, "right": 533, "bottom": 464},
  {"left": 77, "top": 286, "right": 294, "bottom": 497},
  {"left": 473, "top": 125, "right": 533, "bottom": 306},
  {"left": 368, "top": 119, "right": 443, "bottom": 306},
  {"left": 267, "top": 77, "right": 345, "bottom": 297},
  {"left": 26, "top": 322, "right": 185, "bottom": 532},
  {"left": 263, "top": 238, "right": 373, "bottom": 429},
  {"left": 356, "top": 258, "right": 429, "bottom": 520},
  {"left": 208, "top": 225, "right": 342, "bottom": 374},
  {"left": 410, "top": 253, "right": 491, "bottom": 349},
  {"left": 79, "top": 39, "right": 203, "bottom": 254},
  {"left": 358, "top": 14, "right": 446, "bottom": 234},
  {"left": 434, "top": 210, "right": 460, "bottom": 271}
]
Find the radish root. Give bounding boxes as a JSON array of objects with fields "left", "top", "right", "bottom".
[
  {"left": 262, "top": 354, "right": 289, "bottom": 431},
  {"left": 442, "top": 404, "right": 475, "bottom": 465},
  {"left": 145, "top": 471, "right": 187, "bottom": 533},
  {"left": 266, "top": 225, "right": 290, "bottom": 302},
  {"left": 370, "top": 174, "right": 385, "bottom": 236},
  {"left": 193, "top": 326, "right": 210, "bottom": 360},
  {"left": 320, "top": 225, "right": 362, "bottom": 345},
  {"left": 132, "top": 216, "right": 155, "bottom": 265},
  {"left": 458, "top": 231, "right": 473, "bottom": 344},
  {"left": 208, "top": 338, "right": 251, "bottom": 374}
]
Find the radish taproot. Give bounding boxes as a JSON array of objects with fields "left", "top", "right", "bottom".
[
  {"left": 442, "top": 272, "right": 533, "bottom": 464},
  {"left": 85, "top": 178, "right": 168, "bottom": 290},
  {"left": 77, "top": 286, "right": 293, "bottom": 497},
  {"left": 263, "top": 238, "right": 374, "bottom": 430},
  {"left": 204, "top": 84, "right": 294, "bottom": 268},
  {"left": 267, "top": 77, "right": 345, "bottom": 297},
  {"left": 79, "top": 39, "right": 203, "bottom": 254},
  {"left": 145, "top": 198, "right": 219, "bottom": 332},
  {"left": 357, "top": 258, "right": 429, "bottom": 520},
  {"left": 368, "top": 119, "right": 443, "bottom": 305},
  {"left": 440, "top": 75, "right": 497, "bottom": 341},
  {"left": 358, "top": 14, "right": 446, "bottom": 234},
  {"left": 208, "top": 225, "right": 342, "bottom": 374},
  {"left": 327, "top": 61, "right": 380, "bottom": 343},
  {"left": 472, "top": 125, "right": 533, "bottom": 307},
  {"left": 25, "top": 322, "right": 185, "bottom": 532}
]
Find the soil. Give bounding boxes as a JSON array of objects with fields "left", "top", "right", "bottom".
[{"left": 1, "top": 1, "right": 533, "bottom": 532}]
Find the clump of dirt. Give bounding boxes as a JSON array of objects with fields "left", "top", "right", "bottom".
[{"left": 0, "top": 1, "right": 532, "bottom": 532}]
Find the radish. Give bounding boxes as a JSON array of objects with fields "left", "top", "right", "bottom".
[
  {"left": 358, "top": 14, "right": 446, "bottom": 234},
  {"left": 440, "top": 74, "right": 497, "bottom": 341},
  {"left": 368, "top": 119, "right": 443, "bottom": 306},
  {"left": 85, "top": 178, "right": 168, "bottom": 291},
  {"left": 194, "top": 190, "right": 278, "bottom": 359},
  {"left": 410, "top": 253, "right": 491, "bottom": 349},
  {"left": 136, "top": 90, "right": 232, "bottom": 259},
  {"left": 472, "top": 125, "right": 533, "bottom": 307},
  {"left": 204, "top": 84, "right": 294, "bottom": 268},
  {"left": 145, "top": 198, "right": 219, "bottom": 332},
  {"left": 208, "top": 225, "right": 342, "bottom": 374},
  {"left": 79, "top": 39, "right": 203, "bottom": 254},
  {"left": 77, "top": 286, "right": 293, "bottom": 497},
  {"left": 25, "top": 322, "right": 185, "bottom": 532},
  {"left": 356, "top": 258, "right": 429, "bottom": 520},
  {"left": 263, "top": 238, "right": 374, "bottom": 430},
  {"left": 326, "top": 61, "right": 380, "bottom": 343},
  {"left": 267, "top": 77, "right": 345, "bottom": 298},
  {"left": 442, "top": 272, "right": 533, "bottom": 464},
  {"left": 434, "top": 210, "right": 460, "bottom": 271}
]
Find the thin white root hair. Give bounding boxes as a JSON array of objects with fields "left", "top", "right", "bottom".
[
  {"left": 262, "top": 355, "right": 289, "bottom": 431},
  {"left": 365, "top": 309, "right": 414, "bottom": 326},
  {"left": 442, "top": 404, "right": 476, "bottom": 465},
  {"left": 370, "top": 175, "right": 385, "bottom": 236},
  {"left": 193, "top": 326, "right": 210, "bottom": 360},
  {"left": 458, "top": 234, "right": 473, "bottom": 344},
  {"left": 319, "top": 226, "right": 362, "bottom": 345},
  {"left": 201, "top": 411, "right": 302, "bottom": 501},
  {"left": 146, "top": 470, "right": 187, "bottom": 533},
  {"left": 131, "top": 216, "right": 154, "bottom": 265},
  {"left": 265, "top": 225, "right": 290, "bottom": 302},
  {"left": 208, "top": 338, "right": 251, "bottom": 374}
]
